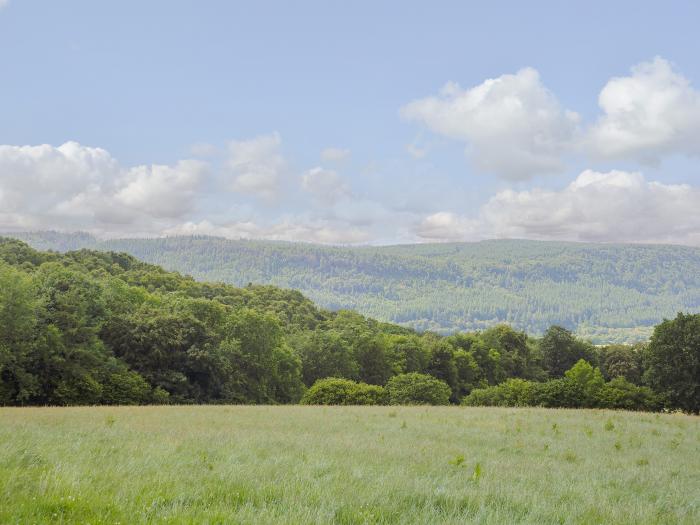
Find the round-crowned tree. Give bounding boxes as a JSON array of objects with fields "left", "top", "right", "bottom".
[
  {"left": 385, "top": 373, "right": 451, "bottom": 405},
  {"left": 644, "top": 313, "right": 700, "bottom": 413}
]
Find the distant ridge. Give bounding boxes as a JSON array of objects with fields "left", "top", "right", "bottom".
[{"left": 6, "top": 231, "right": 700, "bottom": 343}]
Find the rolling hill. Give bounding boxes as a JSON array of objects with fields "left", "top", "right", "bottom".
[{"left": 7, "top": 231, "right": 700, "bottom": 343}]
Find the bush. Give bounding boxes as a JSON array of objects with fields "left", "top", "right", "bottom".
[
  {"left": 463, "top": 374, "right": 662, "bottom": 412},
  {"left": 100, "top": 370, "right": 151, "bottom": 405},
  {"left": 461, "top": 378, "right": 538, "bottom": 407},
  {"left": 595, "top": 377, "right": 661, "bottom": 411},
  {"left": 300, "top": 377, "right": 385, "bottom": 405},
  {"left": 563, "top": 359, "right": 605, "bottom": 407},
  {"left": 385, "top": 373, "right": 451, "bottom": 405},
  {"left": 530, "top": 379, "right": 585, "bottom": 408}
]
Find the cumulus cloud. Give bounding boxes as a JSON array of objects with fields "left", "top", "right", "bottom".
[
  {"left": 320, "top": 147, "right": 351, "bottom": 162},
  {"left": 0, "top": 142, "right": 117, "bottom": 208},
  {"left": 301, "top": 167, "right": 350, "bottom": 203},
  {"left": 415, "top": 170, "right": 700, "bottom": 246},
  {"left": 0, "top": 142, "right": 207, "bottom": 235},
  {"left": 226, "top": 133, "right": 285, "bottom": 200},
  {"left": 114, "top": 160, "right": 207, "bottom": 218},
  {"left": 401, "top": 68, "right": 580, "bottom": 180},
  {"left": 587, "top": 57, "right": 700, "bottom": 162}
]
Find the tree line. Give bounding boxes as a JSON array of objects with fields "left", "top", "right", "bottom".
[{"left": 0, "top": 238, "right": 697, "bottom": 413}]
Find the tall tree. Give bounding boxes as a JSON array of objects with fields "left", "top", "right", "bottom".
[
  {"left": 540, "top": 326, "right": 595, "bottom": 377},
  {"left": 644, "top": 313, "right": 700, "bottom": 413}
]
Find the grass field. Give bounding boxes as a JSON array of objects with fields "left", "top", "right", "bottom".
[{"left": 0, "top": 406, "right": 698, "bottom": 524}]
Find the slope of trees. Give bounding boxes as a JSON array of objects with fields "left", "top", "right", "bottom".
[
  {"left": 0, "top": 237, "right": 697, "bottom": 412},
  {"left": 7, "top": 232, "right": 700, "bottom": 343}
]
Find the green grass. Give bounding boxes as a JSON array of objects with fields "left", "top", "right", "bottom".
[{"left": 1, "top": 406, "right": 698, "bottom": 524}]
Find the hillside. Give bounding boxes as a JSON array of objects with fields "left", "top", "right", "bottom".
[{"left": 8, "top": 232, "right": 700, "bottom": 343}]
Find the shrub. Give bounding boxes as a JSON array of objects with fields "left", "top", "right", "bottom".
[
  {"left": 461, "top": 379, "right": 538, "bottom": 407},
  {"left": 151, "top": 387, "right": 170, "bottom": 404},
  {"left": 346, "top": 383, "right": 385, "bottom": 405},
  {"left": 530, "top": 378, "right": 585, "bottom": 408},
  {"left": 595, "top": 377, "right": 661, "bottom": 411},
  {"left": 464, "top": 374, "right": 662, "bottom": 412},
  {"left": 300, "top": 377, "right": 385, "bottom": 405},
  {"left": 563, "top": 359, "right": 605, "bottom": 407},
  {"left": 385, "top": 373, "right": 451, "bottom": 405},
  {"left": 100, "top": 370, "right": 151, "bottom": 405}
]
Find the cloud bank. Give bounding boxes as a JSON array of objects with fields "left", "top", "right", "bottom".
[
  {"left": 416, "top": 170, "right": 700, "bottom": 246},
  {"left": 2, "top": 57, "right": 700, "bottom": 246}
]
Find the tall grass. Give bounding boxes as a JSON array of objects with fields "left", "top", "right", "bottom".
[{"left": 1, "top": 406, "right": 698, "bottom": 524}]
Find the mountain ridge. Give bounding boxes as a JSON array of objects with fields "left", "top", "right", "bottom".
[{"left": 6, "top": 231, "right": 700, "bottom": 343}]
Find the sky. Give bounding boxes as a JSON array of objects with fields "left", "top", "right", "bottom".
[{"left": 1, "top": 0, "right": 699, "bottom": 245}]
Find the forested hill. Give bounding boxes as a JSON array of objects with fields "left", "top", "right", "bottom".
[{"left": 8, "top": 232, "right": 700, "bottom": 343}]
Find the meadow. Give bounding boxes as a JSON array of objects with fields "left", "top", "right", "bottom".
[{"left": 1, "top": 406, "right": 698, "bottom": 524}]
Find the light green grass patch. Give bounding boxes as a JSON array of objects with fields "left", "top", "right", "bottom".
[{"left": 1, "top": 406, "right": 698, "bottom": 524}]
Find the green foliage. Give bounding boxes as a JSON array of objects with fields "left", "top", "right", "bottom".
[
  {"left": 644, "top": 313, "right": 700, "bottom": 413},
  {"left": 540, "top": 326, "right": 596, "bottom": 377},
  {"left": 295, "top": 330, "right": 359, "bottom": 386},
  {"left": 100, "top": 369, "right": 152, "bottom": 405},
  {"left": 461, "top": 378, "right": 539, "bottom": 407},
  {"left": 385, "top": 373, "right": 451, "bottom": 405},
  {"left": 564, "top": 359, "right": 605, "bottom": 406},
  {"left": 595, "top": 377, "right": 660, "bottom": 411},
  {"left": 600, "top": 344, "right": 644, "bottom": 384},
  {"left": 0, "top": 238, "right": 307, "bottom": 406},
  {"left": 463, "top": 359, "right": 661, "bottom": 411},
  {"left": 425, "top": 340, "right": 458, "bottom": 399},
  {"left": 300, "top": 378, "right": 385, "bottom": 405}
]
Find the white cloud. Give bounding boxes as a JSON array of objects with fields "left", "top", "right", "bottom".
[
  {"left": 414, "top": 212, "right": 480, "bottom": 242},
  {"left": 401, "top": 68, "right": 580, "bottom": 180},
  {"left": 301, "top": 166, "right": 350, "bottom": 203},
  {"left": 587, "top": 57, "right": 700, "bottom": 162},
  {"left": 0, "top": 1, "right": 9, "bottom": 10},
  {"left": 0, "top": 142, "right": 118, "bottom": 220},
  {"left": 114, "top": 160, "right": 207, "bottom": 218},
  {"left": 226, "top": 133, "right": 285, "bottom": 200},
  {"left": 320, "top": 147, "right": 351, "bottom": 162},
  {"left": 414, "top": 170, "right": 700, "bottom": 246},
  {"left": 0, "top": 142, "right": 207, "bottom": 235}
]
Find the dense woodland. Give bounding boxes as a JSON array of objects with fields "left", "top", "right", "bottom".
[
  {"left": 9, "top": 232, "right": 700, "bottom": 344},
  {"left": 0, "top": 237, "right": 698, "bottom": 412}
]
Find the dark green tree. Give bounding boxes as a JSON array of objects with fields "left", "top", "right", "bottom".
[
  {"left": 644, "top": 313, "right": 700, "bottom": 413},
  {"left": 540, "top": 326, "right": 596, "bottom": 377}
]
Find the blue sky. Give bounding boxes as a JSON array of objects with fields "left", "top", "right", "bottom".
[{"left": 1, "top": 0, "right": 699, "bottom": 244}]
